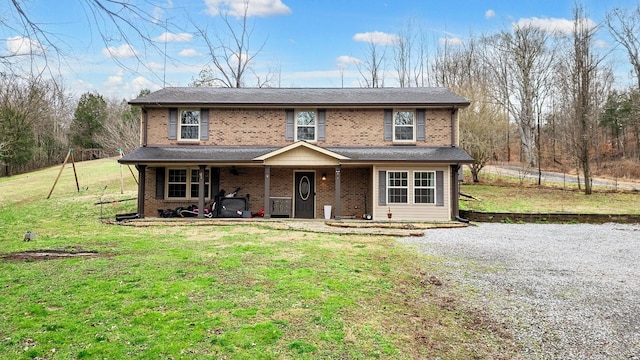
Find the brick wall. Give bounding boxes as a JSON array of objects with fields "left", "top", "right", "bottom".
[{"left": 144, "top": 107, "right": 456, "bottom": 147}]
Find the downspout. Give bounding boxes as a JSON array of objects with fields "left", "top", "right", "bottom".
[
  {"left": 450, "top": 107, "right": 457, "bottom": 147},
  {"left": 451, "top": 164, "right": 469, "bottom": 223},
  {"left": 142, "top": 107, "right": 148, "bottom": 147}
]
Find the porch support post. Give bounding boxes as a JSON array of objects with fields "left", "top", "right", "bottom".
[
  {"left": 135, "top": 164, "right": 147, "bottom": 218},
  {"left": 334, "top": 165, "right": 341, "bottom": 220},
  {"left": 263, "top": 165, "right": 271, "bottom": 219},
  {"left": 198, "top": 165, "right": 206, "bottom": 218}
]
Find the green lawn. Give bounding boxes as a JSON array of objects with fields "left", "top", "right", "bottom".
[
  {"left": 461, "top": 173, "right": 640, "bottom": 214},
  {"left": 0, "top": 159, "right": 514, "bottom": 359}
]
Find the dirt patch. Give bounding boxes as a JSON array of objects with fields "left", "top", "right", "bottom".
[{"left": 1, "top": 247, "right": 99, "bottom": 262}]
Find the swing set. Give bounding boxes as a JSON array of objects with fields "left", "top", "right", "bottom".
[{"left": 46, "top": 148, "right": 138, "bottom": 199}]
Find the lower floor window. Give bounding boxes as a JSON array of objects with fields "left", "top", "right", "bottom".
[
  {"left": 167, "top": 168, "right": 210, "bottom": 199},
  {"left": 387, "top": 171, "right": 408, "bottom": 203},
  {"left": 414, "top": 171, "right": 435, "bottom": 204}
]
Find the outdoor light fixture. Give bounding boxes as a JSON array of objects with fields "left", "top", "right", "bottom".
[{"left": 321, "top": 173, "right": 327, "bottom": 181}]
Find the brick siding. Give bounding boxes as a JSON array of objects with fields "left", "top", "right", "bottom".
[{"left": 145, "top": 108, "right": 455, "bottom": 147}]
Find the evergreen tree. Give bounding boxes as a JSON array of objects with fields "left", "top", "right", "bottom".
[{"left": 69, "top": 92, "right": 107, "bottom": 149}]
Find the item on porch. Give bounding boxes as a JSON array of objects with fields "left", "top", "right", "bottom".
[{"left": 324, "top": 205, "right": 332, "bottom": 220}]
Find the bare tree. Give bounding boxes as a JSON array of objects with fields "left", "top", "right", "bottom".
[
  {"left": 95, "top": 98, "right": 143, "bottom": 153},
  {"left": 3, "top": 1, "right": 171, "bottom": 83},
  {"left": 394, "top": 24, "right": 413, "bottom": 87},
  {"left": 356, "top": 37, "right": 386, "bottom": 88},
  {"left": 562, "top": 5, "right": 608, "bottom": 194},
  {"left": 192, "top": 0, "right": 268, "bottom": 88},
  {"left": 433, "top": 37, "right": 507, "bottom": 181},
  {"left": 487, "top": 25, "right": 553, "bottom": 167},
  {"left": 605, "top": 6, "right": 640, "bottom": 158}
]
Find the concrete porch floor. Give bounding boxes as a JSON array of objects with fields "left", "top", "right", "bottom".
[{"left": 115, "top": 217, "right": 468, "bottom": 237}]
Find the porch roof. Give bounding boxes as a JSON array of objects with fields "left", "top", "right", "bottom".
[{"left": 119, "top": 145, "right": 474, "bottom": 165}]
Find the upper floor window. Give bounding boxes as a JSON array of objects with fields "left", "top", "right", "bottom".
[
  {"left": 296, "top": 110, "right": 317, "bottom": 141},
  {"left": 179, "top": 109, "right": 200, "bottom": 141},
  {"left": 394, "top": 110, "right": 415, "bottom": 142}
]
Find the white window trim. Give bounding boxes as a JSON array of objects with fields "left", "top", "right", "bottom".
[
  {"left": 178, "top": 108, "right": 200, "bottom": 142},
  {"left": 166, "top": 167, "right": 210, "bottom": 200},
  {"left": 414, "top": 171, "right": 436, "bottom": 204},
  {"left": 387, "top": 171, "right": 409, "bottom": 204},
  {"left": 294, "top": 109, "right": 317, "bottom": 142},
  {"left": 393, "top": 109, "right": 416, "bottom": 143}
]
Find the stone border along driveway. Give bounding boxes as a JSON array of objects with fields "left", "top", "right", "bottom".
[
  {"left": 116, "top": 218, "right": 466, "bottom": 236},
  {"left": 399, "top": 223, "right": 640, "bottom": 359}
]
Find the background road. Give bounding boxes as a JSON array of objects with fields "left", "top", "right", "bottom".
[{"left": 481, "top": 165, "right": 640, "bottom": 191}]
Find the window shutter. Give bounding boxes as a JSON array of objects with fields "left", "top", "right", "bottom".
[
  {"left": 168, "top": 108, "right": 177, "bottom": 140},
  {"left": 378, "top": 170, "right": 387, "bottom": 205},
  {"left": 416, "top": 109, "right": 425, "bottom": 141},
  {"left": 200, "top": 109, "right": 209, "bottom": 140},
  {"left": 285, "top": 109, "right": 294, "bottom": 141},
  {"left": 317, "top": 109, "right": 326, "bottom": 141},
  {"left": 383, "top": 109, "right": 392, "bottom": 141},
  {"left": 436, "top": 170, "right": 444, "bottom": 206},
  {"left": 155, "top": 167, "right": 165, "bottom": 199},
  {"left": 210, "top": 167, "right": 220, "bottom": 199}
]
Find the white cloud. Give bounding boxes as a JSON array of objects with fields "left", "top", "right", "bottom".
[
  {"left": 102, "top": 44, "right": 137, "bottom": 59},
  {"left": 485, "top": 9, "right": 495, "bottom": 19},
  {"left": 6, "top": 36, "right": 45, "bottom": 55},
  {"left": 205, "top": 0, "right": 291, "bottom": 17},
  {"left": 147, "top": 62, "right": 165, "bottom": 71},
  {"left": 595, "top": 40, "right": 609, "bottom": 49},
  {"left": 131, "top": 76, "right": 158, "bottom": 92},
  {"left": 352, "top": 31, "right": 399, "bottom": 46},
  {"left": 178, "top": 48, "right": 203, "bottom": 57},
  {"left": 152, "top": 6, "right": 164, "bottom": 24},
  {"left": 104, "top": 75, "right": 124, "bottom": 87},
  {"left": 439, "top": 37, "right": 464, "bottom": 46},
  {"left": 336, "top": 55, "right": 361, "bottom": 68},
  {"left": 153, "top": 32, "right": 193, "bottom": 42},
  {"left": 513, "top": 17, "right": 596, "bottom": 35}
]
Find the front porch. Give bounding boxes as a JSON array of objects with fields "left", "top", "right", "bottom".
[{"left": 138, "top": 164, "right": 373, "bottom": 221}]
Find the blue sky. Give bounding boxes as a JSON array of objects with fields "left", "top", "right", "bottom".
[{"left": 2, "top": 0, "right": 639, "bottom": 99}]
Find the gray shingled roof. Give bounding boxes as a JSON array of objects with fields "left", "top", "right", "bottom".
[
  {"left": 128, "top": 87, "right": 470, "bottom": 107},
  {"left": 119, "top": 146, "right": 473, "bottom": 164}
]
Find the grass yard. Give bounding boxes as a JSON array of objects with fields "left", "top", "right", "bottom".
[
  {"left": 460, "top": 172, "right": 640, "bottom": 214},
  {"left": 0, "top": 159, "right": 515, "bottom": 359}
]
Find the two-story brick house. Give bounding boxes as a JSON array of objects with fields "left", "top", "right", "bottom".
[{"left": 119, "top": 87, "right": 473, "bottom": 221}]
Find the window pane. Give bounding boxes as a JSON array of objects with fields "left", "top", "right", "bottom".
[
  {"left": 297, "top": 111, "right": 316, "bottom": 125},
  {"left": 181, "top": 110, "right": 200, "bottom": 124},
  {"left": 168, "top": 184, "right": 186, "bottom": 198},
  {"left": 388, "top": 188, "right": 408, "bottom": 203},
  {"left": 181, "top": 125, "right": 199, "bottom": 140},
  {"left": 168, "top": 169, "right": 186, "bottom": 182},
  {"left": 191, "top": 184, "right": 210, "bottom": 198},
  {"left": 415, "top": 188, "right": 434, "bottom": 203},
  {"left": 395, "top": 127, "right": 414, "bottom": 141},
  {"left": 394, "top": 111, "right": 414, "bottom": 125},
  {"left": 415, "top": 172, "right": 434, "bottom": 187},
  {"left": 190, "top": 169, "right": 210, "bottom": 182},
  {"left": 297, "top": 127, "right": 315, "bottom": 140}
]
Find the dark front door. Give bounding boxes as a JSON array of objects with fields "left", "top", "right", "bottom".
[{"left": 294, "top": 172, "right": 315, "bottom": 218}]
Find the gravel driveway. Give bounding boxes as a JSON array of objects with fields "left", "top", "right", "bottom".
[{"left": 400, "top": 223, "right": 640, "bottom": 359}]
